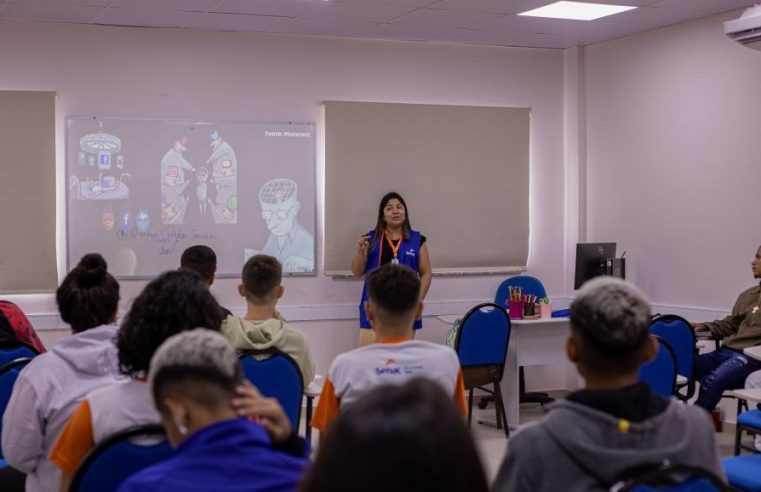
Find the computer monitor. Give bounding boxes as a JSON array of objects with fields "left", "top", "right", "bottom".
[{"left": 574, "top": 242, "right": 617, "bottom": 289}]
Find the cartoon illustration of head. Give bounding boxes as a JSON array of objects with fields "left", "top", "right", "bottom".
[
  {"left": 210, "top": 130, "right": 222, "bottom": 149},
  {"left": 259, "top": 178, "right": 300, "bottom": 237},
  {"left": 102, "top": 205, "right": 115, "bottom": 232},
  {"left": 174, "top": 136, "right": 189, "bottom": 153},
  {"left": 136, "top": 208, "right": 150, "bottom": 232}
]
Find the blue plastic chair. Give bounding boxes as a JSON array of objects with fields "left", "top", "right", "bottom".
[
  {"left": 238, "top": 349, "right": 304, "bottom": 431},
  {"left": 69, "top": 424, "right": 172, "bottom": 492},
  {"left": 613, "top": 462, "right": 733, "bottom": 491},
  {"left": 733, "top": 409, "right": 761, "bottom": 456},
  {"left": 494, "top": 275, "right": 555, "bottom": 406},
  {"left": 494, "top": 275, "right": 547, "bottom": 309},
  {"left": 724, "top": 454, "right": 761, "bottom": 491},
  {"left": 0, "top": 341, "right": 38, "bottom": 368},
  {"left": 454, "top": 302, "right": 511, "bottom": 438},
  {"left": 0, "top": 357, "right": 33, "bottom": 462},
  {"left": 639, "top": 337, "right": 678, "bottom": 398},
  {"left": 650, "top": 315, "right": 697, "bottom": 401}
]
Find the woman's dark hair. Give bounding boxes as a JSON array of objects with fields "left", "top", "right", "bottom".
[
  {"left": 301, "top": 378, "right": 489, "bottom": 492},
  {"left": 117, "top": 270, "right": 224, "bottom": 378},
  {"left": 369, "top": 192, "right": 412, "bottom": 252},
  {"left": 56, "top": 253, "right": 120, "bottom": 333}
]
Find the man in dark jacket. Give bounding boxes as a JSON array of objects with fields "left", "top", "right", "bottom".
[
  {"left": 493, "top": 277, "right": 722, "bottom": 492},
  {"left": 692, "top": 245, "right": 761, "bottom": 411}
]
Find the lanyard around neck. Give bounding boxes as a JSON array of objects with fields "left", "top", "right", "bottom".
[{"left": 384, "top": 230, "right": 403, "bottom": 259}]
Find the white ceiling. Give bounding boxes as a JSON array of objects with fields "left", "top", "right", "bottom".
[{"left": 0, "top": 0, "right": 756, "bottom": 49}]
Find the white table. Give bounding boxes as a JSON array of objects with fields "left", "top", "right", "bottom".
[
  {"left": 438, "top": 314, "right": 576, "bottom": 429},
  {"left": 744, "top": 345, "right": 761, "bottom": 362}
]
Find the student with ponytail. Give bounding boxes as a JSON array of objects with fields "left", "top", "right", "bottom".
[{"left": 2, "top": 254, "right": 123, "bottom": 492}]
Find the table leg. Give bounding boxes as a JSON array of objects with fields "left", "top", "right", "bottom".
[{"left": 502, "top": 335, "right": 520, "bottom": 429}]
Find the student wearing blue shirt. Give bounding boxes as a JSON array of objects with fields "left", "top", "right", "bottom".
[
  {"left": 117, "top": 329, "right": 308, "bottom": 492},
  {"left": 351, "top": 192, "right": 432, "bottom": 346}
]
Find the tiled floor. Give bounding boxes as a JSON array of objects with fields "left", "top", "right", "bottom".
[
  {"left": 306, "top": 395, "right": 742, "bottom": 483},
  {"left": 467, "top": 395, "right": 742, "bottom": 483}
]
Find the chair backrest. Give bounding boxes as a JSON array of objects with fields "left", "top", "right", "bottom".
[
  {"left": 611, "top": 462, "right": 734, "bottom": 492},
  {"left": 0, "top": 340, "right": 39, "bottom": 367},
  {"left": 454, "top": 303, "right": 511, "bottom": 374},
  {"left": 639, "top": 337, "right": 678, "bottom": 398},
  {"left": 0, "top": 357, "right": 33, "bottom": 460},
  {"left": 70, "top": 424, "right": 172, "bottom": 492},
  {"left": 650, "top": 315, "right": 696, "bottom": 382},
  {"left": 238, "top": 349, "right": 304, "bottom": 429},
  {"left": 494, "top": 275, "right": 547, "bottom": 308}
]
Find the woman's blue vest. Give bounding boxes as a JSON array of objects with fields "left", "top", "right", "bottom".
[{"left": 359, "top": 229, "right": 422, "bottom": 329}]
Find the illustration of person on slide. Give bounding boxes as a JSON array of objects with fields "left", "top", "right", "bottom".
[
  {"left": 207, "top": 130, "right": 238, "bottom": 224},
  {"left": 245, "top": 178, "right": 314, "bottom": 273},
  {"left": 161, "top": 136, "right": 193, "bottom": 224},
  {"left": 195, "top": 166, "right": 210, "bottom": 219}
]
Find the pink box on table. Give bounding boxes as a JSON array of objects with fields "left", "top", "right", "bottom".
[
  {"left": 508, "top": 300, "right": 523, "bottom": 320},
  {"left": 540, "top": 303, "right": 552, "bottom": 319}
]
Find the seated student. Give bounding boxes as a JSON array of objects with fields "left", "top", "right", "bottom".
[
  {"left": 2, "top": 254, "right": 122, "bottom": 492},
  {"left": 0, "top": 300, "right": 46, "bottom": 353},
  {"left": 303, "top": 378, "right": 488, "bottom": 492},
  {"left": 493, "top": 277, "right": 724, "bottom": 492},
  {"left": 179, "top": 244, "right": 232, "bottom": 317},
  {"left": 221, "top": 254, "right": 315, "bottom": 384},
  {"left": 116, "top": 329, "right": 309, "bottom": 492},
  {"left": 311, "top": 264, "right": 466, "bottom": 432},
  {"left": 49, "top": 270, "right": 225, "bottom": 491},
  {"left": 691, "top": 244, "right": 761, "bottom": 411}
]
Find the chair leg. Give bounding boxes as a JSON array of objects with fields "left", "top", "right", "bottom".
[
  {"left": 494, "top": 384, "right": 503, "bottom": 430},
  {"left": 493, "top": 381, "right": 510, "bottom": 438},
  {"left": 735, "top": 424, "right": 743, "bottom": 456},
  {"left": 467, "top": 388, "right": 473, "bottom": 428}
]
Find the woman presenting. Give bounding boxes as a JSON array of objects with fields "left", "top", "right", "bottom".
[{"left": 351, "top": 192, "right": 432, "bottom": 346}]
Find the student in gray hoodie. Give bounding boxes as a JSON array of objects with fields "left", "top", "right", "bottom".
[
  {"left": 222, "top": 254, "right": 315, "bottom": 384},
  {"left": 1, "top": 254, "right": 124, "bottom": 492},
  {"left": 493, "top": 277, "right": 724, "bottom": 492}
]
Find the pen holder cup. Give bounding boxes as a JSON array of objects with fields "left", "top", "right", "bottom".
[
  {"left": 540, "top": 303, "right": 552, "bottom": 319},
  {"left": 508, "top": 301, "right": 523, "bottom": 320},
  {"left": 523, "top": 302, "right": 536, "bottom": 317}
]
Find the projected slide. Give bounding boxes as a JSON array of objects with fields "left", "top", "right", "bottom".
[{"left": 67, "top": 118, "right": 316, "bottom": 277}]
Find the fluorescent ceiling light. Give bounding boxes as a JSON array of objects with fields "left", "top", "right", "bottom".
[{"left": 519, "top": 1, "right": 636, "bottom": 21}]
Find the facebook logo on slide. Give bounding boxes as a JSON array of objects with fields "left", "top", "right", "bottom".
[{"left": 98, "top": 152, "right": 110, "bottom": 169}]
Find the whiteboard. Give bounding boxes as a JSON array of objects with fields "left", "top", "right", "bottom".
[{"left": 66, "top": 117, "right": 316, "bottom": 278}]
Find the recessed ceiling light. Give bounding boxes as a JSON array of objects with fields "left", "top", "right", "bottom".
[{"left": 519, "top": 1, "right": 636, "bottom": 21}]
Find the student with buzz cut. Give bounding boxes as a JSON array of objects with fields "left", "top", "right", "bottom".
[
  {"left": 311, "top": 263, "right": 466, "bottom": 433},
  {"left": 179, "top": 244, "right": 232, "bottom": 318},
  {"left": 493, "top": 277, "right": 724, "bottom": 492},
  {"left": 221, "top": 254, "right": 315, "bottom": 384},
  {"left": 116, "top": 329, "right": 308, "bottom": 492}
]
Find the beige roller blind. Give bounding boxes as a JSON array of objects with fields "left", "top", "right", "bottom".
[
  {"left": 0, "top": 91, "right": 57, "bottom": 292},
  {"left": 324, "top": 101, "right": 529, "bottom": 275}
]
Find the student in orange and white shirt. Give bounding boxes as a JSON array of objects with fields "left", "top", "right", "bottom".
[{"left": 312, "top": 264, "right": 466, "bottom": 432}]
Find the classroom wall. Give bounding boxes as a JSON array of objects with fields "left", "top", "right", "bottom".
[
  {"left": 584, "top": 10, "right": 761, "bottom": 315},
  {"left": 0, "top": 21, "right": 565, "bottom": 377}
]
